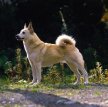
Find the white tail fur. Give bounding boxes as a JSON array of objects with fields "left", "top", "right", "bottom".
[{"left": 56, "top": 34, "right": 76, "bottom": 47}]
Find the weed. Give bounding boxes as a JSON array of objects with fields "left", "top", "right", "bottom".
[
  {"left": 43, "top": 65, "right": 62, "bottom": 84},
  {"left": 89, "top": 62, "right": 105, "bottom": 83}
]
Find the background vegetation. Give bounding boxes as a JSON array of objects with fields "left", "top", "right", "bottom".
[{"left": 0, "top": 0, "right": 108, "bottom": 84}]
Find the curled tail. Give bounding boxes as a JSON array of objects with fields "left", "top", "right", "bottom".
[{"left": 56, "top": 34, "right": 76, "bottom": 47}]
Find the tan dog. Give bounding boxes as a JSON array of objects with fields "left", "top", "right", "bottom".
[{"left": 16, "top": 22, "right": 88, "bottom": 85}]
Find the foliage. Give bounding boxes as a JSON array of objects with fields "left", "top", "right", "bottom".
[
  {"left": 0, "top": 77, "right": 10, "bottom": 92},
  {"left": 43, "top": 65, "right": 62, "bottom": 84},
  {"left": 104, "top": 69, "right": 108, "bottom": 81},
  {"left": 89, "top": 62, "right": 108, "bottom": 84},
  {"left": 101, "top": 11, "right": 108, "bottom": 22},
  {"left": 43, "top": 61, "right": 108, "bottom": 84},
  {"left": 43, "top": 64, "right": 76, "bottom": 85},
  {"left": 0, "top": 48, "right": 31, "bottom": 81},
  {"left": 0, "top": 50, "right": 9, "bottom": 76}
]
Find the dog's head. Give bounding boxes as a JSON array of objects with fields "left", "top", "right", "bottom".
[{"left": 16, "top": 22, "right": 34, "bottom": 41}]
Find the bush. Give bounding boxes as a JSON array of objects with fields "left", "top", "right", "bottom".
[
  {"left": 43, "top": 64, "right": 75, "bottom": 84},
  {"left": 0, "top": 48, "right": 31, "bottom": 81},
  {"left": 89, "top": 62, "right": 108, "bottom": 84},
  {"left": 43, "top": 65, "right": 62, "bottom": 84}
]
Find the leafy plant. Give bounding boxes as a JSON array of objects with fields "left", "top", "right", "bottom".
[
  {"left": 89, "top": 62, "right": 104, "bottom": 83},
  {"left": 0, "top": 48, "right": 31, "bottom": 81},
  {"left": 104, "top": 69, "right": 108, "bottom": 82},
  {"left": 43, "top": 64, "right": 75, "bottom": 84},
  {"left": 43, "top": 65, "right": 62, "bottom": 84}
]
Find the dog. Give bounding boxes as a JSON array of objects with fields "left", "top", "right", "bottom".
[{"left": 16, "top": 22, "right": 88, "bottom": 85}]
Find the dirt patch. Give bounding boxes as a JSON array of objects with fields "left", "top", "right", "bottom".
[{"left": 0, "top": 84, "right": 108, "bottom": 107}]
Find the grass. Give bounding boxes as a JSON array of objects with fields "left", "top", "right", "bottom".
[
  {"left": 1, "top": 73, "right": 107, "bottom": 92},
  {"left": 0, "top": 77, "right": 10, "bottom": 92},
  {"left": 0, "top": 77, "right": 92, "bottom": 93},
  {"left": 0, "top": 79, "right": 53, "bottom": 93}
]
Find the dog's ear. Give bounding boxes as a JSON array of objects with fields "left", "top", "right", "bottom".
[
  {"left": 28, "top": 22, "right": 34, "bottom": 34},
  {"left": 24, "top": 23, "right": 27, "bottom": 28}
]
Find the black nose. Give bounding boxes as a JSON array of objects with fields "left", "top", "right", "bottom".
[{"left": 16, "top": 34, "right": 20, "bottom": 40}]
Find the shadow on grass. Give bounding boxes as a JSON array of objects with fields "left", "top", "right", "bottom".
[
  {"left": 1, "top": 88, "right": 100, "bottom": 107},
  {"left": 52, "top": 83, "right": 108, "bottom": 90},
  {"left": 88, "top": 83, "right": 108, "bottom": 87}
]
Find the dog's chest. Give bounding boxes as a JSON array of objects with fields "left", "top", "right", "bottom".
[
  {"left": 23, "top": 42, "right": 35, "bottom": 61},
  {"left": 23, "top": 42, "right": 44, "bottom": 62},
  {"left": 23, "top": 42, "right": 29, "bottom": 57}
]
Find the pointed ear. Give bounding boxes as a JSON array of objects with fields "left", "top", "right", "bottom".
[
  {"left": 28, "top": 22, "right": 34, "bottom": 34},
  {"left": 24, "top": 23, "right": 27, "bottom": 28}
]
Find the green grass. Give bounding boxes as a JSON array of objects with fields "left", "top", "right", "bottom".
[
  {"left": 1, "top": 73, "right": 108, "bottom": 93},
  {"left": 0, "top": 77, "right": 10, "bottom": 92},
  {"left": 0, "top": 77, "right": 58, "bottom": 93},
  {"left": 0, "top": 77, "right": 92, "bottom": 93}
]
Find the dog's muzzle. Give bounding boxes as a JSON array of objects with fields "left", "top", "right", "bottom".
[{"left": 16, "top": 34, "right": 24, "bottom": 41}]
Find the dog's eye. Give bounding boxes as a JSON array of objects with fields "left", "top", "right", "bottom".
[{"left": 22, "top": 31, "right": 25, "bottom": 34}]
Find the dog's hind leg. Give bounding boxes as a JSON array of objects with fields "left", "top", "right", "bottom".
[
  {"left": 77, "top": 65, "right": 88, "bottom": 85},
  {"left": 66, "top": 62, "right": 81, "bottom": 84}
]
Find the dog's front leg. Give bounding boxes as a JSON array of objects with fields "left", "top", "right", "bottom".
[
  {"left": 28, "top": 61, "right": 37, "bottom": 85},
  {"left": 30, "top": 66, "right": 37, "bottom": 84},
  {"left": 32, "top": 62, "right": 42, "bottom": 85}
]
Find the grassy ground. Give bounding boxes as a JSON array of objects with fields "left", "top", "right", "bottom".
[
  {"left": 0, "top": 75, "right": 108, "bottom": 92},
  {"left": 0, "top": 77, "right": 87, "bottom": 92}
]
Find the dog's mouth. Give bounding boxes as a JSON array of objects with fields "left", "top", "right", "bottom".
[{"left": 16, "top": 35, "right": 24, "bottom": 41}]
